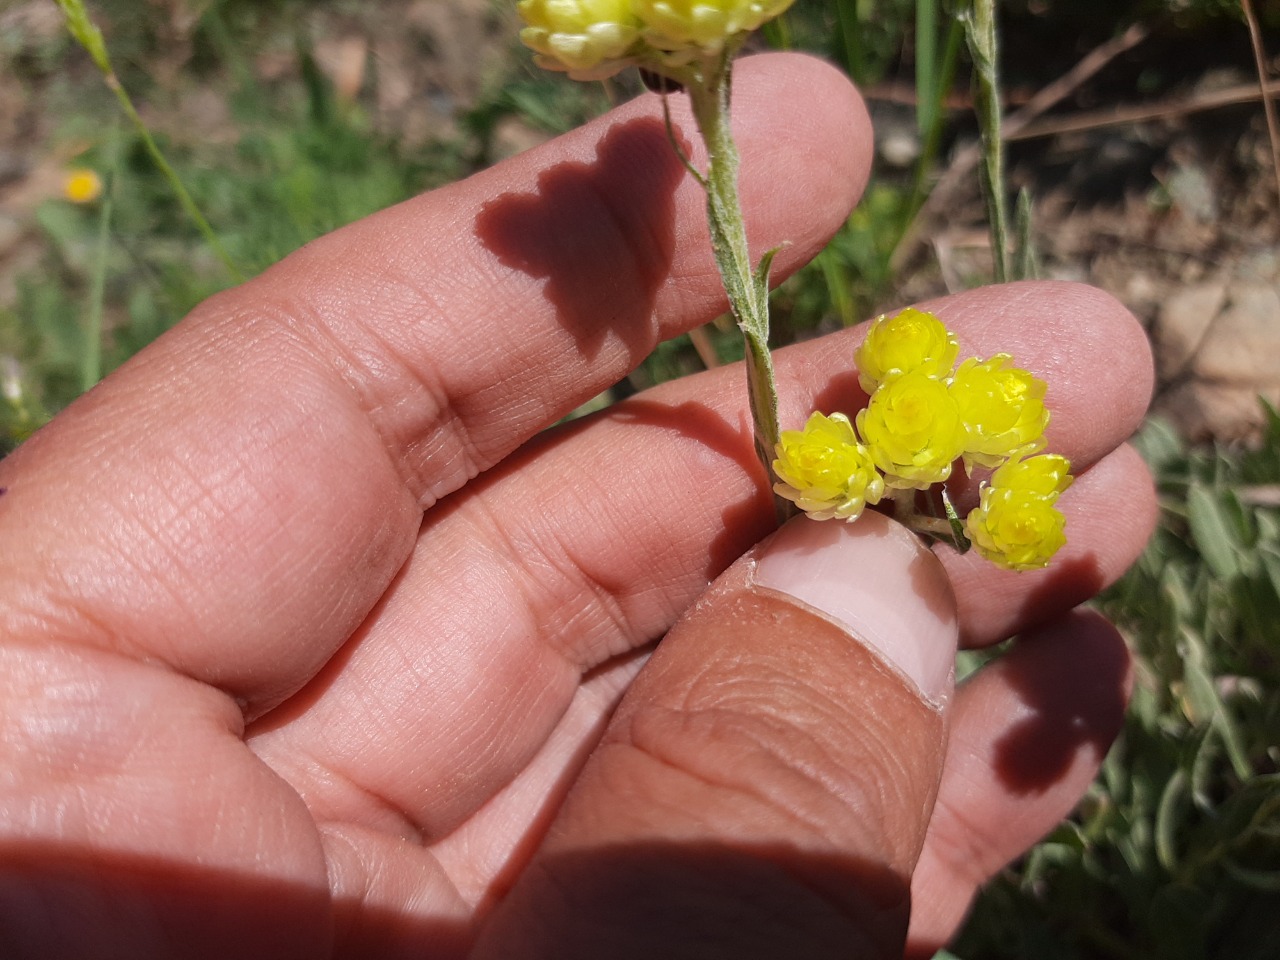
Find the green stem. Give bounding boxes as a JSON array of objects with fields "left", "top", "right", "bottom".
[
  {"left": 103, "top": 74, "right": 244, "bottom": 283},
  {"left": 683, "top": 56, "right": 791, "bottom": 524},
  {"left": 56, "top": 0, "right": 243, "bottom": 283},
  {"left": 906, "top": 18, "right": 964, "bottom": 222},
  {"left": 83, "top": 156, "right": 114, "bottom": 392},
  {"left": 960, "top": 0, "right": 1009, "bottom": 283}
]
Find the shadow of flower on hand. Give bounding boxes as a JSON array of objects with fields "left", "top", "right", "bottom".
[
  {"left": 989, "top": 559, "right": 1131, "bottom": 795},
  {"left": 474, "top": 117, "right": 687, "bottom": 363}
]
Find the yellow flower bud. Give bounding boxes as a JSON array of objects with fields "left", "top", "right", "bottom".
[
  {"left": 634, "top": 0, "right": 796, "bottom": 54},
  {"left": 965, "top": 487, "right": 1068, "bottom": 571},
  {"left": 854, "top": 307, "right": 959, "bottom": 394},
  {"left": 950, "top": 354, "right": 1049, "bottom": 471},
  {"left": 517, "top": 0, "right": 643, "bottom": 79},
  {"left": 856, "top": 369, "right": 967, "bottom": 489},
  {"left": 990, "top": 452, "right": 1073, "bottom": 501},
  {"left": 772, "top": 411, "right": 884, "bottom": 521}
]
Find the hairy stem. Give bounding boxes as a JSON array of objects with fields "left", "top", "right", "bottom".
[
  {"left": 684, "top": 57, "right": 791, "bottom": 523},
  {"left": 960, "top": 0, "right": 1010, "bottom": 283}
]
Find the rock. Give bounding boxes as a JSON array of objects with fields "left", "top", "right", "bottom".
[
  {"left": 1240, "top": 248, "right": 1280, "bottom": 283},
  {"left": 1124, "top": 270, "right": 1163, "bottom": 320},
  {"left": 1156, "top": 380, "right": 1280, "bottom": 445},
  {"left": 0, "top": 213, "right": 21, "bottom": 258},
  {"left": 1153, "top": 280, "right": 1226, "bottom": 380},
  {"left": 1164, "top": 149, "right": 1217, "bottom": 224},
  {"left": 1192, "top": 282, "right": 1280, "bottom": 385}
]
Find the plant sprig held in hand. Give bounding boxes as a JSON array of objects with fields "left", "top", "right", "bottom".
[
  {"left": 516, "top": 2, "right": 1072, "bottom": 571},
  {"left": 519, "top": 0, "right": 797, "bottom": 521}
]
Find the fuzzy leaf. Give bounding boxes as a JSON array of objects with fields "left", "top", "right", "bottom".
[{"left": 1187, "top": 481, "right": 1242, "bottom": 580}]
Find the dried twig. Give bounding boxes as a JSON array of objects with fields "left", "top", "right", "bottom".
[
  {"left": 1241, "top": 0, "right": 1280, "bottom": 224},
  {"left": 688, "top": 325, "right": 722, "bottom": 369},
  {"left": 1005, "top": 78, "right": 1280, "bottom": 141}
]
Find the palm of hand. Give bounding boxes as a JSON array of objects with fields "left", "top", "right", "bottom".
[{"left": 0, "top": 55, "right": 1152, "bottom": 960}]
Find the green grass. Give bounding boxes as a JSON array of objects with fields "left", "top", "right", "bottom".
[
  {"left": 3, "top": 2, "right": 1279, "bottom": 956},
  {"left": 1, "top": 3, "right": 484, "bottom": 451}
]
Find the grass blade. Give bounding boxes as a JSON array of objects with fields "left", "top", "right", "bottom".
[
  {"left": 916, "top": 0, "right": 939, "bottom": 136},
  {"left": 55, "top": 0, "right": 243, "bottom": 283},
  {"left": 957, "top": 0, "right": 1010, "bottom": 282}
]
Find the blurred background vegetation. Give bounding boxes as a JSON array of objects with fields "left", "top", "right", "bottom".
[{"left": 1, "top": 1, "right": 1278, "bottom": 957}]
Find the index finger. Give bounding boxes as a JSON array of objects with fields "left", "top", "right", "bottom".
[{"left": 0, "top": 54, "right": 872, "bottom": 713}]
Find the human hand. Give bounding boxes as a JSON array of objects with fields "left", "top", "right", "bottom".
[{"left": 0, "top": 54, "right": 1154, "bottom": 959}]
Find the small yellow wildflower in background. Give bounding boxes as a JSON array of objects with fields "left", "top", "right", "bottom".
[
  {"left": 965, "top": 453, "right": 1073, "bottom": 570},
  {"left": 63, "top": 168, "right": 103, "bottom": 204},
  {"left": 950, "top": 353, "right": 1049, "bottom": 471},
  {"left": 853, "top": 306, "right": 959, "bottom": 395},
  {"left": 857, "top": 368, "right": 967, "bottom": 489},
  {"left": 772, "top": 412, "right": 883, "bottom": 521}
]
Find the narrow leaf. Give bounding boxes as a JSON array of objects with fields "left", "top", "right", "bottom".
[
  {"left": 1155, "top": 768, "right": 1187, "bottom": 872},
  {"left": 1223, "top": 859, "right": 1280, "bottom": 891},
  {"left": 1187, "top": 481, "right": 1241, "bottom": 580},
  {"left": 1013, "top": 187, "right": 1036, "bottom": 280},
  {"left": 753, "top": 245, "right": 782, "bottom": 306}
]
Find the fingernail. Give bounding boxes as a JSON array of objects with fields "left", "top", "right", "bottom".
[{"left": 750, "top": 512, "right": 958, "bottom": 706}]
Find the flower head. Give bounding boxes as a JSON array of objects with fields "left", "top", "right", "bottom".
[
  {"left": 517, "top": 0, "right": 643, "bottom": 79},
  {"left": 965, "top": 488, "right": 1068, "bottom": 571},
  {"left": 856, "top": 368, "right": 967, "bottom": 489},
  {"left": 990, "top": 452, "right": 1073, "bottom": 500},
  {"left": 634, "top": 0, "right": 796, "bottom": 55},
  {"left": 854, "top": 307, "right": 959, "bottom": 395},
  {"left": 63, "top": 168, "right": 103, "bottom": 204},
  {"left": 964, "top": 452, "right": 1074, "bottom": 570},
  {"left": 950, "top": 354, "right": 1049, "bottom": 471},
  {"left": 772, "top": 411, "right": 884, "bottom": 521}
]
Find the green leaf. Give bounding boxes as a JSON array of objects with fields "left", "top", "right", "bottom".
[
  {"left": 1155, "top": 768, "right": 1187, "bottom": 872},
  {"left": 1257, "top": 510, "right": 1280, "bottom": 544},
  {"left": 1013, "top": 187, "right": 1037, "bottom": 281},
  {"left": 1223, "top": 859, "right": 1280, "bottom": 891},
  {"left": 54, "top": 0, "right": 111, "bottom": 73},
  {"left": 1261, "top": 548, "right": 1280, "bottom": 608},
  {"left": 1178, "top": 625, "right": 1251, "bottom": 779},
  {"left": 1187, "top": 481, "right": 1242, "bottom": 580},
  {"left": 1160, "top": 562, "right": 1193, "bottom": 626},
  {"left": 941, "top": 486, "right": 972, "bottom": 554},
  {"left": 1179, "top": 626, "right": 1219, "bottom": 724},
  {"left": 752, "top": 245, "right": 781, "bottom": 307},
  {"left": 1188, "top": 722, "right": 1219, "bottom": 810},
  {"left": 1134, "top": 416, "right": 1186, "bottom": 474}
]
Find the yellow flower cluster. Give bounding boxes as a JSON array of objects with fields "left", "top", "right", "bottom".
[
  {"left": 517, "top": 0, "right": 796, "bottom": 79},
  {"left": 773, "top": 308, "right": 1072, "bottom": 571},
  {"left": 966, "top": 454, "right": 1072, "bottom": 571}
]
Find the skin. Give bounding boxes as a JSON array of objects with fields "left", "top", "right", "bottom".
[{"left": 0, "top": 54, "right": 1155, "bottom": 959}]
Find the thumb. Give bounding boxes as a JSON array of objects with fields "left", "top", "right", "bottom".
[{"left": 474, "top": 511, "right": 959, "bottom": 960}]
